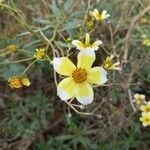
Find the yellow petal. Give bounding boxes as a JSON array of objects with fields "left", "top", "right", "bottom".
[
  {"left": 75, "top": 82, "right": 93, "bottom": 105},
  {"left": 77, "top": 50, "right": 95, "bottom": 71},
  {"left": 72, "top": 40, "right": 84, "bottom": 50},
  {"left": 53, "top": 57, "right": 76, "bottom": 76},
  {"left": 85, "top": 33, "right": 90, "bottom": 45},
  {"left": 57, "top": 77, "right": 76, "bottom": 101},
  {"left": 88, "top": 67, "right": 107, "bottom": 85}
]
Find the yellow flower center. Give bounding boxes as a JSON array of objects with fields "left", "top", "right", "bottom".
[
  {"left": 72, "top": 69, "right": 87, "bottom": 83},
  {"left": 83, "top": 43, "right": 92, "bottom": 48}
]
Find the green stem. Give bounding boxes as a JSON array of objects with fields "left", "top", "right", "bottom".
[
  {"left": 21, "top": 59, "right": 37, "bottom": 75},
  {"left": 0, "top": 51, "right": 11, "bottom": 57},
  {"left": 0, "top": 57, "right": 34, "bottom": 65},
  {"left": 45, "top": 54, "right": 52, "bottom": 63}
]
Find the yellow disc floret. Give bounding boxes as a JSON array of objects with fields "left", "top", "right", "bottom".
[
  {"left": 8, "top": 76, "right": 22, "bottom": 89},
  {"left": 72, "top": 69, "right": 87, "bottom": 83},
  {"left": 8, "top": 76, "right": 30, "bottom": 89},
  {"left": 34, "top": 48, "right": 45, "bottom": 59}
]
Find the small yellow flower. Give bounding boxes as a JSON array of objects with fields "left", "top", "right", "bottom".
[
  {"left": 103, "top": 55, "right": 121, "bottom": 70},
  {"left": 140, "top": 102, "right": 150, "bottom": 114},
  {"left": 8, "top": 76, "right": 22, "bottom": 89},
  {"left": 21, "top": 78, "right": 31, "bottom": 86},
  {"left": 34, "top": 48, "right": 45, "bottom": 59},
  {"left": 72, "top": 33, "right": 102, "bottom": 51},
  {"left": 89, "top": 9, "right": 110, "bottom": 21},
  {"left": 139, "top": 113, "right": 150, "bottom": 127},
  {"left": 6, "top": 44, "right": 17, "bottom": 52},
  {"left": 143, "top": 39, "right": 150, "bottom": 47},
  {"left": 8, "top": 76, "right": 30, "bottom": 89},
  {"left": 53, "top": 50, "right": 108, "bottom": 105},
  {"left": 133, "top": 93, "right": 146, "bottom": 105}
]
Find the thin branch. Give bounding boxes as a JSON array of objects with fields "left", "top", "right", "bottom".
[{"left": 123, "top": 6, "right": 150, "bottom": 63}]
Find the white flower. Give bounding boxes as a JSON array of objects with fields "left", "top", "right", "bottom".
[
  {"left": 103, "top": 55, "right": 121, "bottom": 70},
  {"left": 53, "top": 50, "right": 107, "bottom": 105},
  {"left": 72, "top": 33, "right": 102, "bottom": 51},
  {"left": 90, "top": 9, "right": 110, "bottom": 21}
]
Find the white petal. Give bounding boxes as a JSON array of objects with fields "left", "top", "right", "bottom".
[{"left": 92, "top": 40, "right": 103, "bottom": 51}]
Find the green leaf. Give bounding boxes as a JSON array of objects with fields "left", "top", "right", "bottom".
[{"left": 1, "top": 64, "right": 26, "bottom": 80}]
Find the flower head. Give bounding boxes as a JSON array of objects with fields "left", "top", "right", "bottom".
[
  {"left": 103, "top": 55, "right": 121, "bottom": 70},
  {"left": 140, "top": 102, "right": 150, "bottom": 114},
  {"left": 133, "top": 93, "right": 146, "bottom": 105},
  {"left": 53, "top": 50, "right": 108, "bottom": 105},
  {"left": 8, "top": 76, "right": 30, "bottom": 89},
  {"left": 139, "top": 113, "right": 150, "bottom": 127},
  {"left": 141, "top": 34, "right": 150, "bottom": 47},
  {"left": 143, "top": 39, "right": 150, "bottom": 47},
  {"left": 72, "top": 33, "right": 102, "bottom": 51},
  {"left": 90, "top": 9, "right": 110, "bottom": 21},
  {"left": 34, "top": 48, "right": 45, "bottom": 59},
  {"left": 21, "top": 78, "right": 31, "bottom": 87},
  {"left": 6, "top": 44, "right": 17, "bottom": 52}
]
